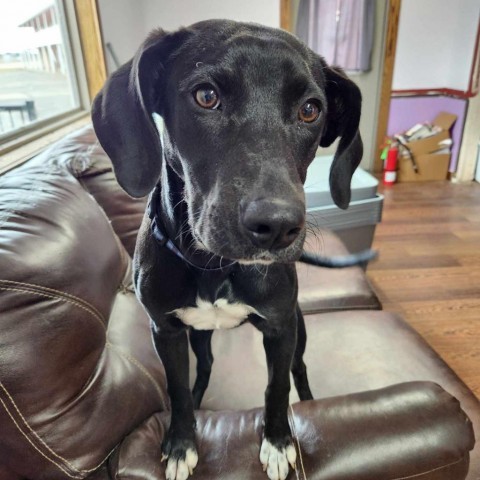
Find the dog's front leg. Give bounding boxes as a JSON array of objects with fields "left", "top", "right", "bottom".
[
  {"left": 152, "top": 327, "right": 198, "bottom": 480},
  {"left": 260, "top": 322, "right": 297, "bottom": 480}
]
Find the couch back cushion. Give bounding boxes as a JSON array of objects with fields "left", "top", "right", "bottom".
[
  {"left": 0, "top": 163, "right": 167, "bottom": 479},
  {"left": 28, "top": 125, "right": 147, "bottom": 256}
]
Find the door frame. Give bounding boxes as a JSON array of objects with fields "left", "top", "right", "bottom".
[{"left": 279, "top": 0, "right": 401, "bottom": 173}]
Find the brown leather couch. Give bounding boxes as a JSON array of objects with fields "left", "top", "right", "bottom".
[{"left": 0, "top": 126, "right": 477, "bottom": 480}]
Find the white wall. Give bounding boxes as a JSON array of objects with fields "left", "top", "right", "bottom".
[
  {"left": 97, "top": 0, "right": 147, "bottom": 72},
  {"left": 393, "top": 0, "right": 480, "bottom": 91},
  {"left": 98, "top": 0, "right": 279, "bottom": 71},
  {"left": 475, "top": 147, "right": 480, "bottom": 183},
  {"left": 351, "top": 0, "right": 387, "bottom": 171},
  {"left": 141, "top": 0, "right": 279, "bottom": 33}
]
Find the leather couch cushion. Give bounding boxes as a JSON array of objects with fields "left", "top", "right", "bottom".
[
  {"left": 0, "top": 165, "right": 167, "bottom": 479},
  {"left": 110, "top": 382, "right": 474, "bottom": 480},
  {"left": 297, "top": 230, "right": 381, "bottom": 313},
  {"left": 27, "top": 125, "right": 146, "bottom": 257},
  {"left": 188, "top": 310, "right": 479, "bottom": 478}
]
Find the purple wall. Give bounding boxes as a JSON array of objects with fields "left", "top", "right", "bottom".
[{"left": 387, "top": 96, "right": 468, "bottom": 172}]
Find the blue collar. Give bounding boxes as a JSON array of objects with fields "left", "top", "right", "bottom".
[{"left": 148, "top": 186, "right": 237, "bottom": 271}]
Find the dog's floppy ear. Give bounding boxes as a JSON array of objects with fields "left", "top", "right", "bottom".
[
  {"left": 319, "top": 63, "right": 363, "bottom": 210},
  {"left": 92, "top": 29, "right": 190, "bottom": 198}
]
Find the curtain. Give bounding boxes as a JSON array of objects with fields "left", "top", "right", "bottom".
[{"left": 296, "top": 0, "right": 375, "bottom": 72}]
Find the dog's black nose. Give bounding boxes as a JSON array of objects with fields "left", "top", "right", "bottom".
[{"left": 242, "top": 199, "right": 305, "bottom": 250}]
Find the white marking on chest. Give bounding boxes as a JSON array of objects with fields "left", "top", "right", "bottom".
[{"left": 171, "top": 297, "right": 262, "bottom": 330}]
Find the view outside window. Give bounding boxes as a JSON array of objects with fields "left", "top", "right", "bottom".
[{"left": 0, "top": 0, "right": 79, "bottom": 137}]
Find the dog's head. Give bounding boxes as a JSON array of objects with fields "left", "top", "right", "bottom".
[{"left": 92, "top": 20, "right": 362, "bottom": 264}]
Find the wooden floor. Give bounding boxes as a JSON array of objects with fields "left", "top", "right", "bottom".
[{"left": 367, "top": 180, "right": 480, "bottom": 398}]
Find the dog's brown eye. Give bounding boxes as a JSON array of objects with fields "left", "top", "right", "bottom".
[
  {"left": 299, "top": 101, "right": 320, "bottom": 123},
  {"left": 194, "top": 87, "right": 220, "bottom": 109}
]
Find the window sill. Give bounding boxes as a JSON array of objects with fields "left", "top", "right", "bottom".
[{"left": 0, "top": 112, "right": 91, "bottom": 175}]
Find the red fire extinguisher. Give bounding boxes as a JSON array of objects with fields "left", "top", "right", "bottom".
[{"left": 383, "top": 144, "right": 398, "bottom": 185}]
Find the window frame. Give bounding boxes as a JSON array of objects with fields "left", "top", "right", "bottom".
[{"left": 0, "top": 0, "right": 105, "bottom": 158}]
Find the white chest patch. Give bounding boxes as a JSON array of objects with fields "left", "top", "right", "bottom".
[{"left": 171, "top": 297, "right": 262, "bottom": 330}]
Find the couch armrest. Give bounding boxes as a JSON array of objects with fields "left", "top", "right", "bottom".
[
  {"left": 108, "top": 382, "right": 474, "bottom": 480},
  {"left": 0, "top": 164, "right": 167, "bottom": 479}
]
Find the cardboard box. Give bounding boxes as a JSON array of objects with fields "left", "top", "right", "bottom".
[
  {"left": 396, "top": 112, "right": 457, "bottom": 182},
  {"left": 398, "top": 153, "right": 450, "bottom": 182},
  {"left": 405, "top": 130, "right": 450, "bottom": 157}
]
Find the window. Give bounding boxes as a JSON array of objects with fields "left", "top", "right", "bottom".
[
  {"left": 0, "top": 0, "right": 88, "bottom": 143},
  {"left": 295, "top": 0, "right": 375, "bottom": 73}
]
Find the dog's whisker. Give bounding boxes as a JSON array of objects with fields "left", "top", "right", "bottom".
[
  {"left": 172, "top": 198, "right": 186, "bottom": 211},
  {"left": 304, "top": 215, "right": 328, "bottom": 254},
  {"left": 175, "top": 220, "right": 191, "bottom": 242}
]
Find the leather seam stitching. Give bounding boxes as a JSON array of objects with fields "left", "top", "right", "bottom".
[
  {"left": 288, "top": 403, "right": 466, "bottom": 480},
  {"left": 391, "top": 456, "right": 466, "bottom": 480},
  {"left": 105, "top": 342, "right": 166, "bottom": 409},
  {"left": 288, "top": 405, "right": 307, "bottom": 480},
  {"left": 0, "top": 382, "right": 92, "bottom": 476},
  {"left": 0, "top": 279, "right": 105, "bottom": 321},
  {"left": 0, "top": 393, "right": 81, "bottom": 478},
  {"left": 0, "top": 286, "right": 106, "bottom": 331},
  {"left": 0, "top": 289, "right": 165, "bottom": 470}
]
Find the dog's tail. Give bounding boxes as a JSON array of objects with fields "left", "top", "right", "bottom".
[{"left": 299, "top": 249, "right": 378, "bottom": 268}]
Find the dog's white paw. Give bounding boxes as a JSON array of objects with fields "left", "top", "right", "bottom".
[
  {"left": 260, "top": 438, "right": 296, "bottom": 480},
  {"left": 164, "top": 448, "right": 198, "bottom": 480}
]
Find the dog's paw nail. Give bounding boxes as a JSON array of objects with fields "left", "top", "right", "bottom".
[
  {"left": 286, "top": 444, "right": 297, "bottom": 469},
  {"left": 161, "top": 453, "right": 169, "bottom": 462},
  {"left": 186, "top": 448, "right": 198, "bottom": 475}
]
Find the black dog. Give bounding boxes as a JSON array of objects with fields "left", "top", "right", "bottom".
[{"left": 92, "top": 20, "right": 362, "bottom": 480}]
